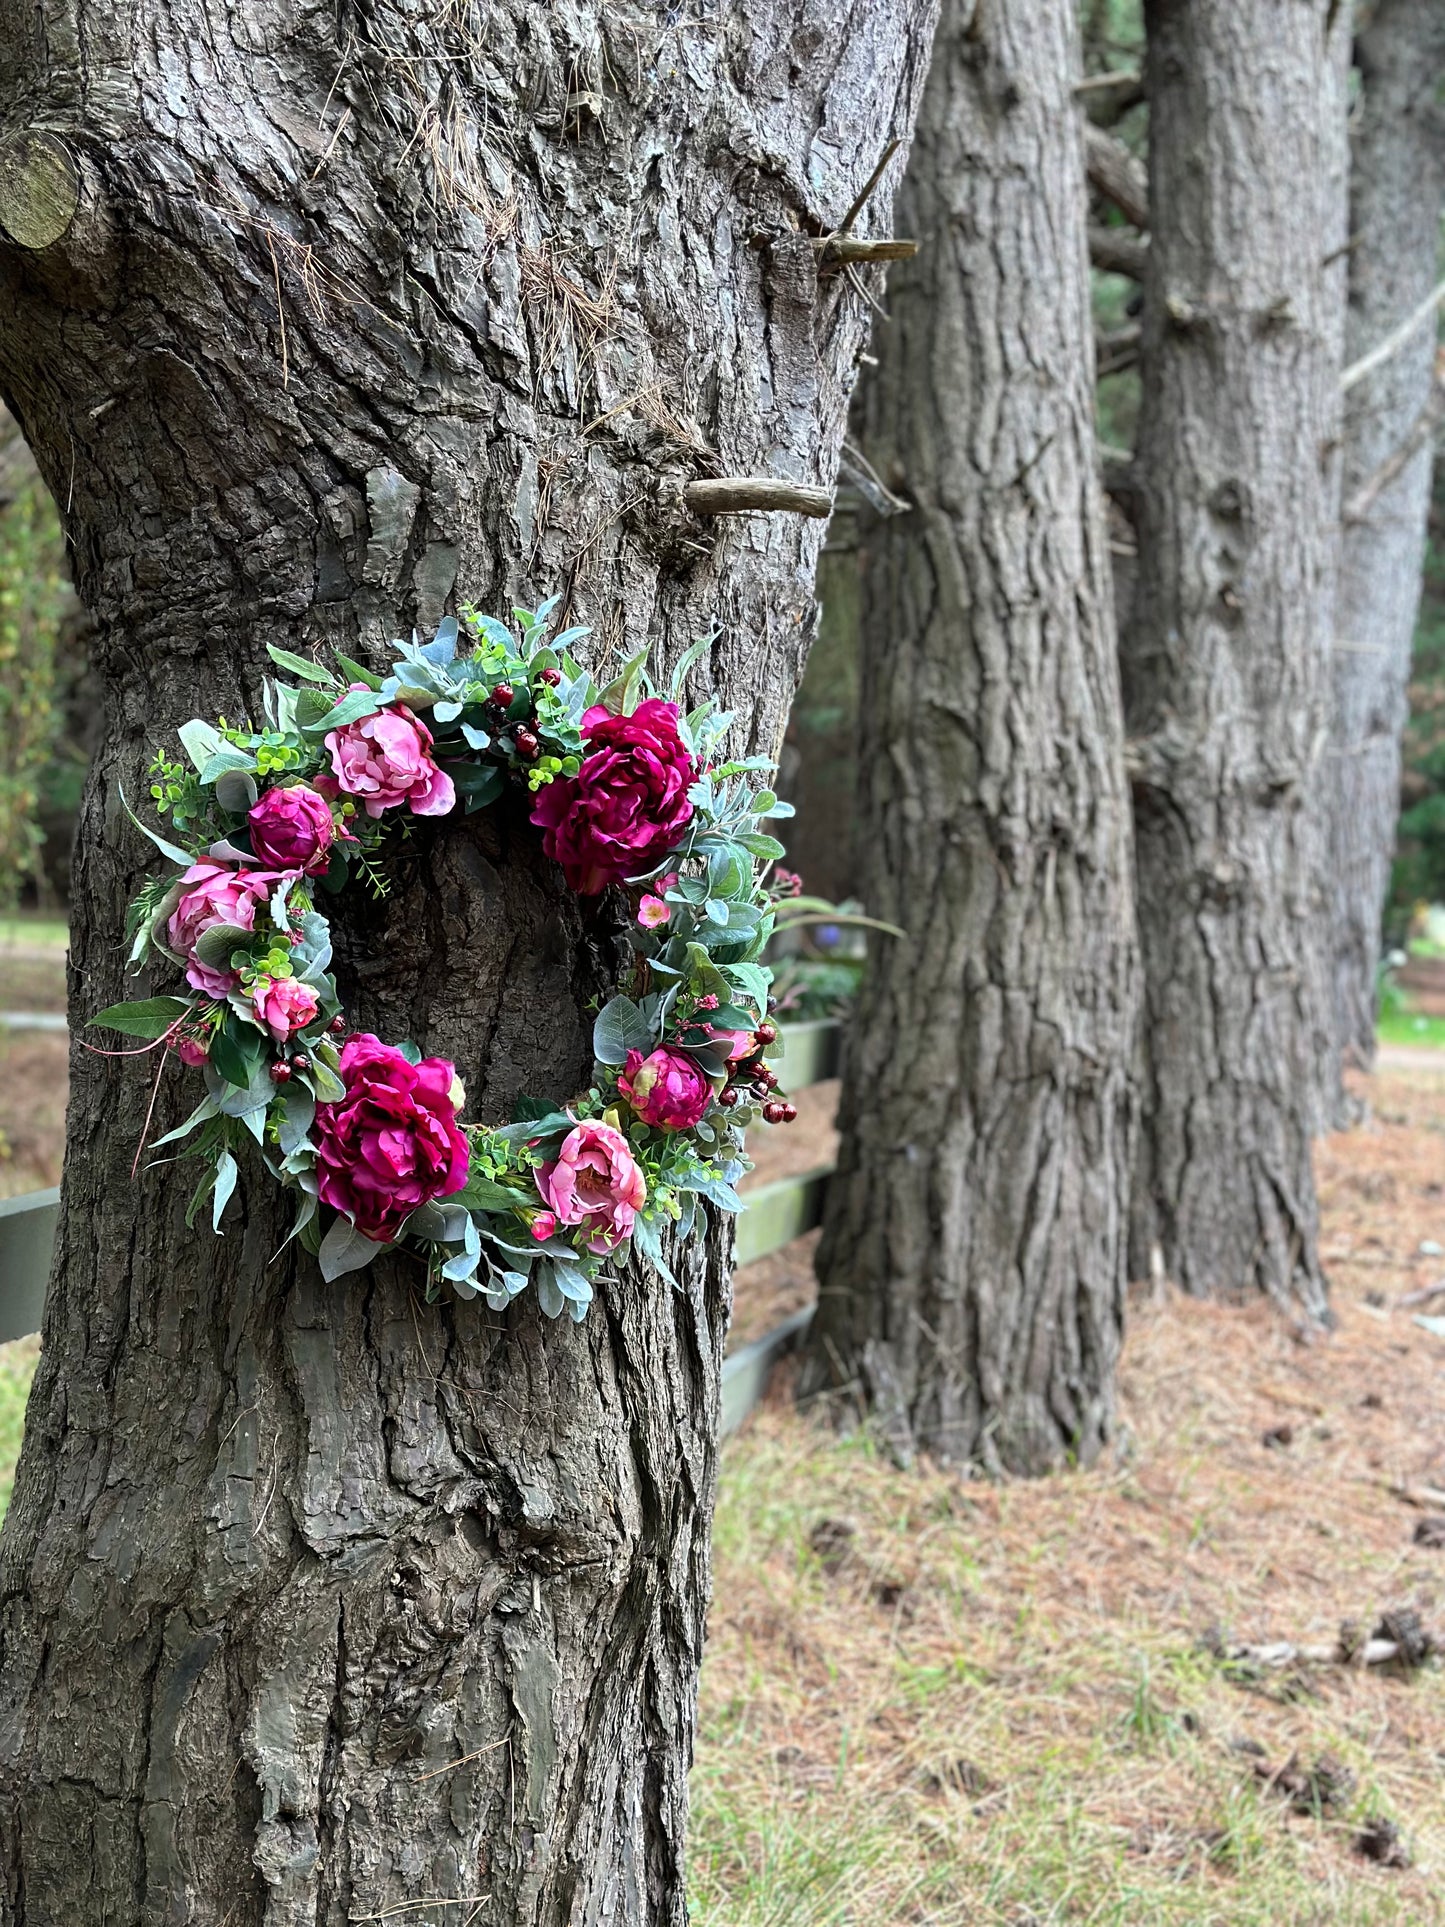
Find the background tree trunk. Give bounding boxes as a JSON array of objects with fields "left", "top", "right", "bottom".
[
  {"left": 1121, "top": 0, "right": 1347, "bottom": 1315},
  {"left": 1330, "top": 0, "right": 1445, "bottom": 1073},
  {"left": 800, "top": 0, "right": 1140, "bottom": 1476},
  {"left": 0, "top": 4, "right": 938, "bottom": 1920}
]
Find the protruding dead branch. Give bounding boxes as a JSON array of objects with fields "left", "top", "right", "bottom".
[
  {"left": 1083, "top": 123, "right": 1149, "bottom": 231},
  {"left": 1089, "top": 224, "right": 1148, "bottom": 281},
  {"left": 1076, "top": 69, "right": 1146, "bottom": 126},
  {"left": 814, "top": 236, "right": 919, "bottom": 267},
  {"left": 684, "top": 478, "right": 833, "bottom": 518}
]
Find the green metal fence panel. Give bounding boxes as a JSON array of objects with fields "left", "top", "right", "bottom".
[{"left": 0, "top": 1188, "right": 57, "bottom": 1343}]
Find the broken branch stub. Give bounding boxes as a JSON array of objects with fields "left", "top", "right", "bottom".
[
  {"left": 684, "top": 478, "right": 833, "bottom": 518},
  {"left": 813, "top": 237, "right": 920, "bottom": 266},
  {"left": 0, "top": 132, "right": 80, "bottom": 249}
]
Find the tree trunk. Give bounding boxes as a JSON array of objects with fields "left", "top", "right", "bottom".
[
  {"left": 1121, "top": 0, "right": 1348, "bottom": 1315},
  {"left": 800, "top": 0, "right": 1140, "bottom": 1476},
  {"left": 1330, "top": 0, "right": 1445, "bottom": 1073},
  {"left": 0, "top": 5, "right": 938, "bottom": 1920}
]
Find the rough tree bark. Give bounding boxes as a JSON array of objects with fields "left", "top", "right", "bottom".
[
  {"left": 1330, "top": 0, "right": 1445, "bottom": 1072},
  {"left": 1122, "top": 0, "right": 1347, "bottom": 1313},
  {"left": 0, "top": 4, "right": 938, "bottom": 1921},
  {"left": 800, "top": 0, "right": 1140, "bottom": 1476}
]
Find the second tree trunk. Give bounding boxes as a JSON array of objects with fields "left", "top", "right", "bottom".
[
  {"left": 803, "top": 0, "right": 1140, "bottom": 1475},
  {"left": 1122, "top": 0, "right": 1347, "bottom": 1313}
]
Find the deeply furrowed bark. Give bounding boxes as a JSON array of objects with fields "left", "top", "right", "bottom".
[
  {"left": 1330, "top": 1, "right": 1445, "bottom": 1073},
  {"left": 1123, "top": 0, "right": 1347, "bottom": 1314},
  {"left": 800, "top": 0, "right": 1140, "bottom": 1476},
  {"left": 0, "top": 4, "right": 938, "bottom": 1920}
]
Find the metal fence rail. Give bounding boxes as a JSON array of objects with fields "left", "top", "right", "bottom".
[{"left": 0, "top": 1022, "right": 843, "bottom": 1400}]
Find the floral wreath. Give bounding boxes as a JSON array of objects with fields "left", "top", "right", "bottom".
[{"left": 93, "top": 600, "right": 812, "bottom": 1320}]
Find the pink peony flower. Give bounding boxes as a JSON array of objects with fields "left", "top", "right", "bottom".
[
  {"left": 637, "top": 895, "right": 670, "bottom": 928},
  {"left": 314, "top": 1034, "right": 470, "bottom": 1245},
  {"left": 324, "top": 691, "right": 456, "bottom": 819},
  {"left": 716, "top": 1029, "right": 756, "bottom": 1063},
  {"left": 251, "top": 975, "right": 321, "bottom": 1042},
  {"left": 530, "top": 699, "right": 697, "bottom": 894},
  {"left": 248, "top": 782, "right": 335, "bottom": 873},
  {"left": 535, "top": 1119, "right": 647, "bottom": 1255},
  {"left": 618, "top": 1046, "right": 713, "bottom": 1131},
  {"left": 167, "top": 861, "right": 291, "bottom": 998}
]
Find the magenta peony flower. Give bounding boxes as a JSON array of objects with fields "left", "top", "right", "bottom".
[
  {"left": 251, "top": 975, "right": 321, "bottom": 1042},
  {"left": 530, "top": 699, "right": 697, "bottom": 894},
  {"left": 314, "top": 1033, "right": 470, "bottom": 1244},
  {"left": 167, "top": 861, "right": 290, "bottom": 998},
  {"left": 248, "top": 782, "right": 335, "bottom": 873},
  {"left": 618, "top": 1046, "right": 712, "bottom": 1131},
  {"left": 324, "top": 691, "right": 457, "bottom": 819},
  {"left": 535, "top": 1119, "right": 647, "bottom": 1254}
]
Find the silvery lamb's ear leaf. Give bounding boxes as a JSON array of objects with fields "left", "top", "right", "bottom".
[
  {"left": 277, "top": 1084, "right": 315, "bottom": 1156},
  {"left": 178, "top": 720, "right": 224, "bottom": 772},
  {"left": 421, "top": 617, "right": 459, "bottom": 665},
  {"left": 402, "top": 1201, "right": 450, "bottom": 1241},
  {"left": 118, "top": 785, "right": 199, "bottom": 870},
  {"left": 534, "top": 1263, "right": 566, "bottom": 1320},
  {"left": 318, "top": 1214, "right": 386, "bottom": 1282},
  {"left": 212, "top": 1149, "right": 239, "bottom": 1233}
]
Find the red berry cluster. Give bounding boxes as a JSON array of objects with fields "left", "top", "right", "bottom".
[
  {"left": 269, "top": 1011, "right": 347, "bottom": 1082},
  {"left": 719, "top": 1012, "right": 797, "bottom": 1124}
]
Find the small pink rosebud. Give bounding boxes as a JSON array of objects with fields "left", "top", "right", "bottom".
[{"left": 531, "top": 1211, "right": 558, "bottom": 1242}]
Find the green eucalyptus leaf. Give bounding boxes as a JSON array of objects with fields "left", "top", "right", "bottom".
[
  {"left": 305, "top": 688, "right": 383, "bottom": 736},
  {"left": 89, "top": 995, "right": 192, "bottom": 1040},
  {"left": 266, "top": 644, "right": 338, "bottom": 685},
  {"left": 194, "top": 921, "right": 257, "bottom": 970},
  {"left": 214, "top": 769, "right": 259, "bottom": 815},
  {"left": 592, "top": 994, "right": 654, "bottom": 1067},
  {"left": 333, "top": 652, "right": 383, "bottom": 691}
]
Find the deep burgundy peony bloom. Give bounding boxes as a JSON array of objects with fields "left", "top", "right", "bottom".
[
  {"left": 324, "top": 692, "right": 456, "bottom": 819},
  {"left": 248, "top": 782, "right": 335, "bottom": 873},
  {"left": 618, "top": 1046, "right": 713, "bottom": 1131},
  {"left": 529, "top": 700, "right": 697, "bottom": 894},
  {"left": 534, "top": 1119, "right": 647, "bottom": 1254},
  {"left": 314, "top": 1033, "right": 470, "bottom": 1244}
]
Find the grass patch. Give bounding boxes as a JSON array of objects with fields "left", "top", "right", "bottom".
[
  {"left": 1377, "top": 1008, "right": 1445, "bottom": 1051},
  {"left": 0, "top": 915, "right": 67, "bottom": 949}
]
